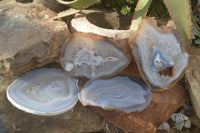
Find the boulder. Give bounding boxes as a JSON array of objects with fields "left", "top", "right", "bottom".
[
  {"left": 88, "top": 63, "right": 187, "bottom": 133},
  {"left": 0, "top": 71, "right": 104, "bottom": 133},
  {"left": 185, "top": 47, "right": 200, "bottom": 119},
  {"left": 0, "top": 1, "right": 70, "bottom": 76}
]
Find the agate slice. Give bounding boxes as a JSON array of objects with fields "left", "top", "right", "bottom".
[
  {"left": 7, "top": 68, "right": 79, "bottom": 116},
  {"left": 60, "top": 32, "right": 130, "bottom": 79},
  {"left": 78, "top": 75, "right": 152, "bottom": 113},
  {"left": 129, "top": 19, "right": 189, "bottom": 89}
]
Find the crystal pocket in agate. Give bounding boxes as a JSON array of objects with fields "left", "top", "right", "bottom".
[
  {"left": 7, "top": 68, "right": 79, "bottom": 116},
  {"left": 78, "top": 75, "right": 152, "bottom": 113},
  {"left": 129, "top": 19, "right": 189, "bottom": 90},
  {"left": 60, "top": 32, "right": 130, "bottom": 79}
]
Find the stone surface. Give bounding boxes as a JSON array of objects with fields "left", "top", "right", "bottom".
[
  {"left": 0, "top": 1, "right": 70, "bottom": 76},
  {"left": 87, "top": 63, "right": 187, "bottom": 133},
  {"left": 185, "top": 47, "right": 200, "bottom": 120},
  {"left": 0, "top": 72, "right": 104, "bottom": 133},
  {"left": 33, "top": 0, "right": 67, "bottom": 12}
]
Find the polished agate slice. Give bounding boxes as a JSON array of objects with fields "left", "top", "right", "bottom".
[
  {"left": 129, "top": 19, "right": 189, "bottom": 89},
  {"left": 60, "top": 32, "right": 130, "bottom": 79},
  {"left": 7, "top": 68, "right": 79, "bottom": 116},
  {"left": 78, "top": 76, "right": 152, "bottom": 113}
]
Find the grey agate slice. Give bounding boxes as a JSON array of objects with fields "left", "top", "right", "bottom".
[
  {"left": 60, "top": 32, "right": 130, "bottom": 79},
  {"left": 78, "top": 75, "right": 152, "bottom": 113},
  {"left": 7, "top": 68, "right": 79, "bottom": 116},
  {"left": 129, "top": 19, "right": 189, "bottom": 90}
]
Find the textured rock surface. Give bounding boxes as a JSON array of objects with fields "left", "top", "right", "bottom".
[
  {"left": 185, "top": 47, "right": 200, "bottom": 120},
  {"left": 0, "top": 1, "right": 70, "bottom": 76},
  {"left": 33, "top": 0, "right": 67, "bottom": 12},
  {"left": 0, "top": 73, "right": 104, "bottom": 133}
]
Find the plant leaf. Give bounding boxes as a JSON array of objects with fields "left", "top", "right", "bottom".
[
  {"left": 158, "top": 122, "right": 170, "bottom": 133},
  {"left": 170, "top": 113, "right": 177, "bottom": 121},
  {"left": 56, "top": 0, "right": 99, "bottom": 9},
  {"left": 175, "top": 122, "right": 184, "bottom": 131},
  {"left": 194, "top": 39, "right": 200, "bottom": 45},
  {"left": 184, "top": 120, "right": 191, "bottom": 128},
  {"left": 163, "top": 0, "right": 193, "bottom": 51},
  {"left": 52, "top": 8, "right": 80, "bottom": 20},
  {"left": 193, "top": 22, "right": 200, "bottom": 37},
  {"left": 129, "top": 0, "right": 153, "bottom": 30}
]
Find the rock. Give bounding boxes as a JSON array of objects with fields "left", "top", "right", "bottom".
[
  {"left": 87, "top": 63, "right": 187, "bottom": 133},
  {"left": 103, "top": 121, "right": 124, "bottom": 133},
  {"left": 33, "top": 0, "right": 67, "bottom": 12},
  {"left": 0, "top": 71, "right": 104, "bottom": 133},
  {"left": 185, "top": 47, "right": 200, "bottom": 120},
  {"left": 0, "top": 1, "right": 70, "bottom": 76},
  {"left": 0, "top": 118, "right": 7, "bottom": 133}
]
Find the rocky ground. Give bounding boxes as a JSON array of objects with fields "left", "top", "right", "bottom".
[{"left": 0, "top": 0, "right": 200, "bottom": 133}]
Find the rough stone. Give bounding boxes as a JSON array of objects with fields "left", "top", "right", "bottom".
[
  {"left": 185, "top": 47, "right": 200, "bottom": 120},
  {"left": 0, "top": 1, "right": 70, "bottom": 76},
  {"left": 0, "top": 71, "right": 104, "bottom": 133},
  {"left": 87, "top": 63, "right": 187, "bottom": 133},
  {"left": 33, "top": 0, "right": 67, "bottom": 12}
]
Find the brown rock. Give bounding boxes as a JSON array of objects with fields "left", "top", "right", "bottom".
[
  {"left": 0, "top": 72, "right": 104, "bottom": 133},
  {"left": 87, "top": 64, "right": 187, "bottom": 133},
  {"left": 0, "top": 1, "right": 70, "bottom": 76},
  {"left": 185, "top": 47, "right": 200, "bottom": 120}
]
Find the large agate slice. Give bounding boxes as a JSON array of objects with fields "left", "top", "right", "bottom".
[
  {"left": 60, "top": 32, "right": 130, "bottom": 79},
  {"left": 78, "top": 75, "right": 152, "bottom": 113},
  {"left": 7, "top": 69, "right": 79, "bottom": 116},
  {"left": 129, "top": 19, "right": 189, "bottom": 90}
]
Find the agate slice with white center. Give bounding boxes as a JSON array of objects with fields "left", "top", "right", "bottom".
[
  {"left": 129, "top": 19, "right": 189, "bottom": 89},
  {"left": 7, "top": 68, "right": 79, "bottom": 116},
  {"left": 78, "top": 75, "right": 152, "bottom": 113},
  {"left": 60, "top": 32, "right": 130, "bottom": 79}
]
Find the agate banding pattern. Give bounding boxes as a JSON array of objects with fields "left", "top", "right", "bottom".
[
  {"left": 129, "top": 19, "right": 189, "bottom": 89},
  {"left": 78, "top": 75, "right": 152, "bottom": 113},
  {"left": 60, "top": 32, "right": 130, "bottom": 79},
  {"left": 7, "top": 69, "right": 79, "bottom": 116}
]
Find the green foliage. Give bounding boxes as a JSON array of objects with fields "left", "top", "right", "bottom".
[
  {"left": 101, "top": 0, "right": 136, "bottom": 15},
  {"left": 121, "top": 5, "right": 131, "bottom": 15},
  {"left": 56, "top": 0, "right": 99, "bottom": 9},
  {"left": 147, "top": 0, "right": 169, "bottom": 18},
  {"left": 52, "top": 8, "right": 80, "bottom": 20},
  {"left": 129, "top": 0, "right": 193, "bottom": 50},
  {"left": 170, "top": 113, "right": 191, "bottom": 131},
  {"left": 129, "top": 0, "right": 153, "bottom": 30},
  {"left": 52, "top": 0, "right": 99, "bottom": 20},
  {"left": 192, "top": 19, "right": 200, "bottom": 45},
  {"left": 163, "top": 0, "right": 193, "bottom": 51}
]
